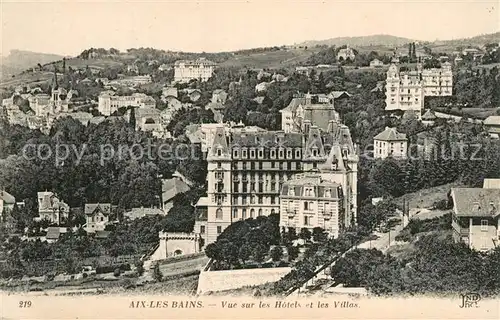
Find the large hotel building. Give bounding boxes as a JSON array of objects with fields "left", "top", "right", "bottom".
[
  {"left": 194, "top": 94, "right": 359, "bottom": 246},
  {"left": 385, "top": 61, "right": 453, "bottom": 115},
  {"left": 174, "top": 58, "right": 217, "bottom": 83}
]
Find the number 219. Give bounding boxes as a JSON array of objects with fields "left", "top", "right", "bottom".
[{"left": 19, "top": 301, "right": 32, "bottom": 308}]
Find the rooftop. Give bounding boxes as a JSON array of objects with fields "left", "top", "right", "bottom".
[
  {"left": 374, "top": 127, "right": 407, "bottom": 141},
  {"left": 451, "top": 188, "right": 500, "bottom": 218}
]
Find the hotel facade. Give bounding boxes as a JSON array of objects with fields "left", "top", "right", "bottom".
[
  {"left": 385, "top": 62, "right": 453, "bottom": 114},
  {"left": 174, "top": 59, "right": 216, "bottom": 83},
  {"left": 194, "top": 102, "right": 359, "bottom": 246}
]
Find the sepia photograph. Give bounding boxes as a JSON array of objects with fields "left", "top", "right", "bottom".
[{"left": 0, "top": 0, "right": 499, "bottom": 319}]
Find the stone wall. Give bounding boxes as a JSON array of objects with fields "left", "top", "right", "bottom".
[{"left": 197, "top": 263, "right": 292, "bottom": 294}]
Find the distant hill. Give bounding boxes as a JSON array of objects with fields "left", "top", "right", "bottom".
[
  {"left": 430, "top": 32, "right": 500, "bottom": 49},
  {"left": 0, "top": 50, "right": 65, "bottom": 79},
  {"left": 298, "top": 35, "right": 416, "bottom": 48}
]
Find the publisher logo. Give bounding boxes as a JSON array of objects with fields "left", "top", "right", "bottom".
[{"left": 459, "top": 293, "right": 481, "bottom": 308}]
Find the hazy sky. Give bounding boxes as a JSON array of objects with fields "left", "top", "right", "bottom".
[{"left": 1, "top": 0, "right": 499, "bottom": 56}]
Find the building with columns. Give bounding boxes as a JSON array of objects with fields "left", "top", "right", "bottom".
[{"left": 194, "top": 119, "right": 358, "bottom": 247}]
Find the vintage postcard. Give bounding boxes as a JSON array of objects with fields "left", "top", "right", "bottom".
[{"left": 1, "top": 0, "right": 499, "bottom": 319}]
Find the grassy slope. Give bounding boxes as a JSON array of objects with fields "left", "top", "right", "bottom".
[{"left": 219, "top": 48, "right": 322, "bottom": 69}]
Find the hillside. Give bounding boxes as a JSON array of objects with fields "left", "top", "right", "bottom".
[
  {"left": 219, "top": 47, "right": 322, "bottom": 69},
  {"left": 0, "top": 50, "right": 66, "bottom": 79},
  {"left": 299, "top": 34, "right": 415, "bottom": 48}
]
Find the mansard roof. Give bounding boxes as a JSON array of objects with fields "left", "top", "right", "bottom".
[{"left": 230, "top": 131, "right": 302, "bottom": 148}]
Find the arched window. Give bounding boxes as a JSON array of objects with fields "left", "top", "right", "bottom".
[
  {"left": 173, "top": 249, "right": 183, "bottom": 256},
  {"left": 242, "top": 209, "right": 247, "bottom": 219},
  {"left": 216, "top": 208, "right": 223, "bottom": 220},
  {"left": 250, "top": 209, "right": 255, "bottom": 217},
  {"left": 271, "top": 209, "right": 275, "bottom": 214},
  {"left": 258, "top": 209, "right": 263, "bottom": 216}
]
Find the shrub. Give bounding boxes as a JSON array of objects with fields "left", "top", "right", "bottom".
[{"left": 113, "top": 268, "right": 121, "bottom": 277}]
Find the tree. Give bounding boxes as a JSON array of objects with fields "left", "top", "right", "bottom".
[
  {"left": 312, "top": 227, "right": 328, "bottom": 243},
  {"left": 152, "top": 263, "right": 162, "bottom": 282},
  {"left": 135, "top": 260, "right": 145, "bottom": 276},
  {"left": 252, "top": 243, "right": 267, "bottom": 266},
  {"left": 299, "top": 228, "right": 312, "bottom": 242},
  {"left": 238, "top": 244, "right": 252, "bottom": 264},
  {"left": 270, "top": 246, "right": 283, "bottom": 265},
  {"left": 287, "top": 245, "right": 299, "bottom": 261}
]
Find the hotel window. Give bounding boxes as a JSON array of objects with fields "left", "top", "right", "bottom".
[
  {"left": 250, "top": 149, "right": 256, "bottom": 158},
  {"left": 481, "top": 220, "right": 488, "bottom": 231},
  {"left": 232, "top": 209, "right": 238, "bottom": 219},
  {"left": 250, "top": 162, "right": 255, "bottom": 170},
  {"left": 258, "top": 149, "right": 263, "bottom": 158},
  {"left": 216, "top": 208, "right": 223, "bottom": 220},
  {"left": 233, "top": 149, "right": 239, "bottom": 158},
  {"left": 304, "top": 216, "right": 310, "bottom": 226},
  {"left": 271, "top": 162, "right": 275, "bottom": 169},
  {"left": 270, "top": 149, "right": 276, "bottom": 159},
  {"left": 313, "top": 163, "right": 317, "bottom": 169},
  {"left": 258, "top": 195, "right": 263, "bottom": 204},
  {"left": 304, "top": 202, "right": 309, "bottom": 210},
  {"left": 279, "top": 149, "right": 284, "bottom": 159},
  {"left": 295, "top": 149, "right": 301, "bottom": 158},
  {"left": 259, "top": 162, "right": 263, "bottom": 170},
  {"left": 325, "top": 189, "right": 331, "bottom": 198},
  {"left": 200, "top": 226, "right": 205, "bottom": 234},
  {"left": 217, "top": 162, "right": 222, "bottom": 169},
  {"left": 217, "top": 226, "right": 222, "bottom": 234},
  {"left": 233, "top": 183, "right": 239, "bottom": 193},
  {"left": 287, "top": 149, "right": 292, "bottom": 159},
  {"left": 271, "top": 197, "right": 276, "bottom": 204},
  {"left": 242, "top": 149, "right": 247, "bottom": 158}
]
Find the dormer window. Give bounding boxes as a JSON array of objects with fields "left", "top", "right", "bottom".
[
  {"left": 325, "top": 189, "right": 331, "bottom": 198},
  {"left": 287, "top": 149, "right": 292, "bottom": 159},
  {"left": 288, "top": 188, "right": 295, "bottom": 196},
  {"left": 233, "top": 148, "right": 239, "bottom": 158},
  {"left": 242, "top": 149, "right": 247, "bottom": 158},
  {"left": 270, "top": 148, "right": 276, "bottom": 159},
  {"left": 217, "top": 149, "right": 222, "bottom": 156},
  {"left": 279, "top": 148, "right": 284, "bottom": 159},
  {"left": 258, "top": 148, "right": 263, "bottom": 159},
  {"left": 472, "top": 202, "right": 481, "bottom": 211},
  {"left": 295, "top": 149, "right": 301, "bottom": 158},
  {"left": 250, "top": 149, "right": 255, "bottom": 158},
  {"left": 312, "top": 149, "right": 318, "bottom": 157}
]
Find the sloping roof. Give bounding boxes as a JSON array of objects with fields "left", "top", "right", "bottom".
[
  {"left": 421, "top": 109, "right": 437, "bottom": 120},
  {"left": 484, "top": 116, "right": 500, "bottom": 126},
  {"left": 95, "top": 230, "right": 111, "bottom": 239},
  {"left": 206, "top": 102, "right": 225, "bottom": 110},
  {"left": 483, "top": 179, "right": 500, "bottom": 189},
  {"left": 373, "top": 127, "right": 407, "bottom": 141},
  {"left": 253, "top": 96, "right": 266, "bottom": 105},
  {"left": 329, "top": 91, "right": 351, "bottom": 99},
  {"left": 84, "top": 203, "right": 111, "bottom": 216},
  {"left": 0, "top": 190, "right": 16, "bottom": 204},
  {"left": 451, "top": 188, "right": 500, "bottom": 218},
  {"left": 162, "top": 178, "right": 190, "bottom": 203},
  {"left": 46, "top": 227, "right": 61, "bottom": 240},
  {"left": 281, "top": 175, "right": 341, "bottom": 199},
  {"left": 231, "top": 131, "right": 303, "bottom": 148}
]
